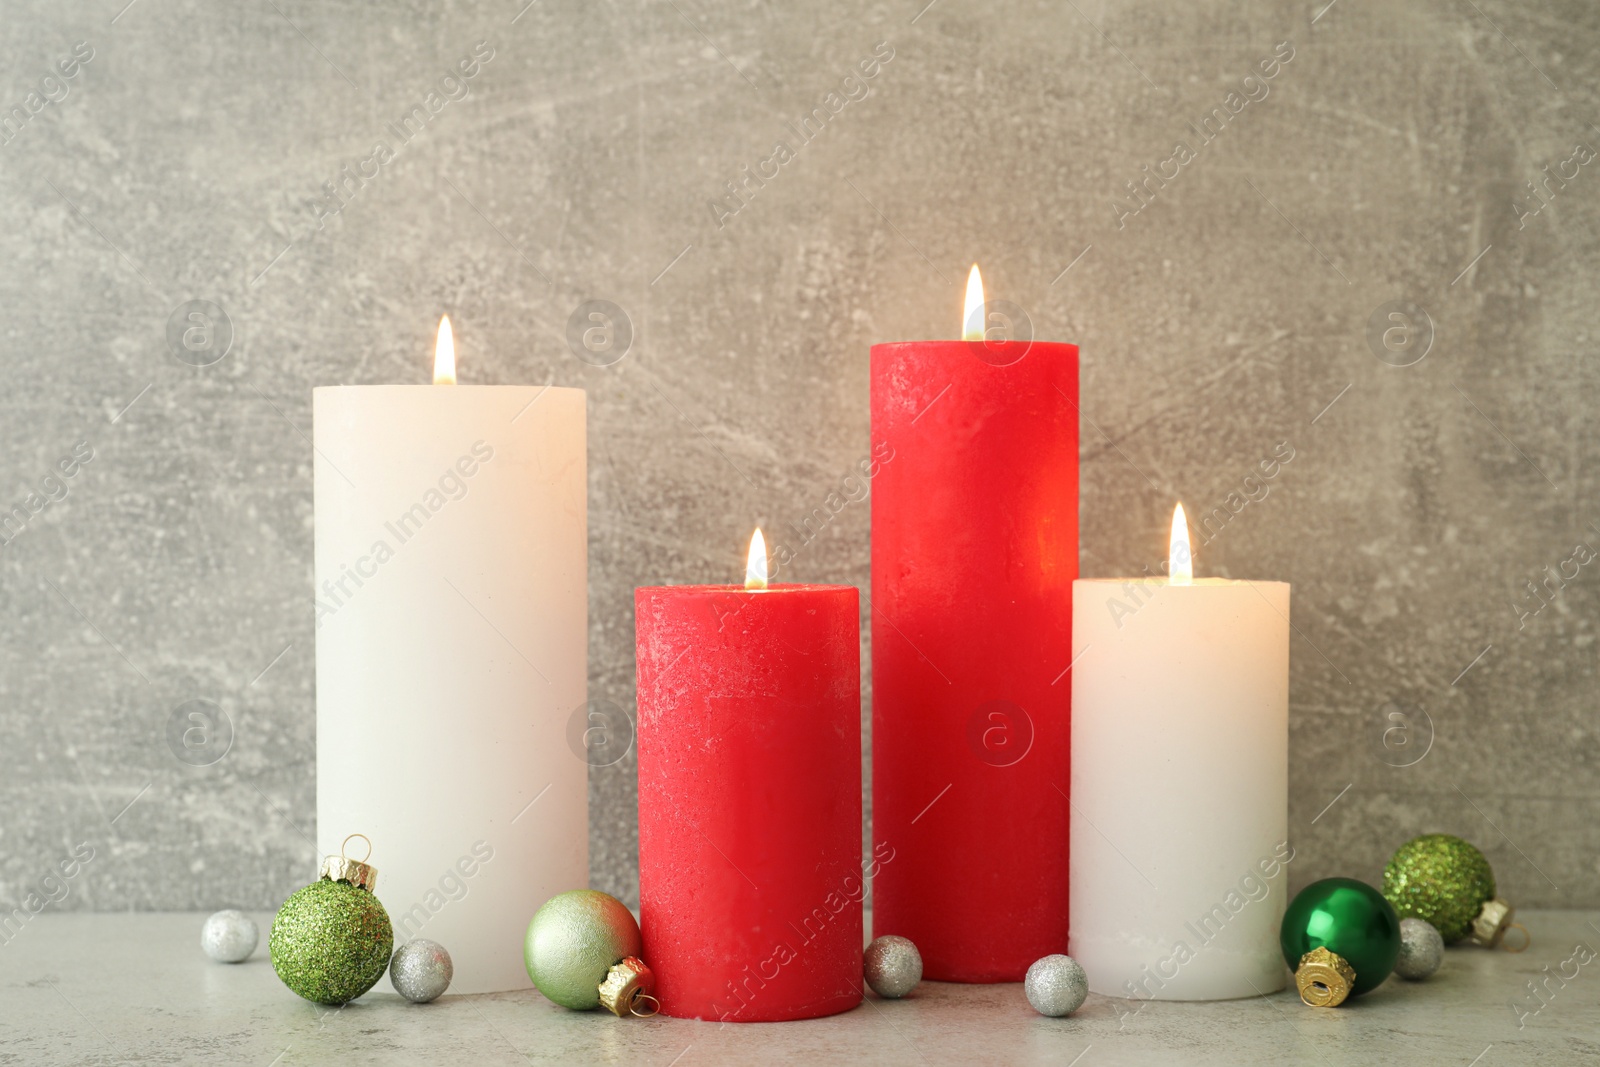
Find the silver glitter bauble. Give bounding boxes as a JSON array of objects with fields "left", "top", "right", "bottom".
[
  {"left": 864, "top": 935, "right": 922, "bottom": 998},
  {"left": 1394, "top": 917, "right": 1444, "bottom": 981},
  {"left": 390, "top": 939, "right": 453, "bottom": 1003},
  {"left": 200, "top": 910, "right": 259, "bottom": 963},
  {"left": 1025, "top": 954, "right": 1088, "bottom": 1017}
]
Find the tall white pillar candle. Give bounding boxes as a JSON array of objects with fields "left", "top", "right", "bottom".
[
  {"left": 1069, "top": 506, "right": 1289, "bottom": 1001},
  {"left": 313, "top": 329, "right": 586, "bottom": 995}
]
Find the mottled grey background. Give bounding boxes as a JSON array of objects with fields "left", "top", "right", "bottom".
[{"left": 1, "top": 0, "right": 1595, "bottom": 919}]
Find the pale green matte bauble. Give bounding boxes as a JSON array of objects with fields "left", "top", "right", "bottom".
[{"left": 524, "top": 890, "right": 641, "bottom": 1010}]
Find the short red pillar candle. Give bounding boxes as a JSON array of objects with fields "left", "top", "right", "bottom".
[
  {"left": 870, "top": 270, "right": 1079, "bottom": 982},
  {"left": 636, "top": 537, "right": 862, "bottom": 1022}
]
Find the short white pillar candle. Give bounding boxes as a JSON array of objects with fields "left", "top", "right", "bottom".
[{"left": 1069, "top": 505, "right": 1290, "bottom": 1001}]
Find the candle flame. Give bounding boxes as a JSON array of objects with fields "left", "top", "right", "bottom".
[
  {"left": 745, "top": 528, "right": 768, "bottom": 590},
  {"left": 1169, "top": 503, "right": 1193, "bottom": 585},
  {"left": 962, "top": 264, "right": 985, "bottom": 341},
  {"left": 433, "top": 315, "right": 456, "bottom": 385}
]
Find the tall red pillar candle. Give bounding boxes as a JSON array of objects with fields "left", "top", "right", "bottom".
[
  {"left": 870, "top": 282, "right": 1079, "bottom": 982},
  {"left": 636, "top": 542, "right": 862, "bottom": 1022}
]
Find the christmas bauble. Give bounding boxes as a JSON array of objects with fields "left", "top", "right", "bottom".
[
  {"left": 1280, "top": 877, "right": 1400, "bottom": 1006},
  {"left": 201, "top": 909, "right": 258, "bottom": 963},
  {"left": 864, "top": 935, "right": 922, "bottom": 998},
  {"left": 270, "top": 845, "right": 393, "bottom": 1006},
  {"left": 524, "top": 890, "right": 642, "bottom": 1010},
  {"left": 1383, "top": 834, "right": 1499, "bottom": 944},
  {"left": 1393, "top": 917, "right": 1444, "bottom": 980},
  {"left": 1024, "top": 954, "right": 1088, "bottom": 1017},
  {"left": 390, "top": 939, "right": 453, "bottom": 1002}
]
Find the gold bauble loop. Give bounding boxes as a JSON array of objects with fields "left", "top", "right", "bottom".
[
  {"left": 1501, "top": 922, "right": 1531, "bottom": 953},
  {"left": 340, "top": 833, "right": 373, "bottom": 864}
]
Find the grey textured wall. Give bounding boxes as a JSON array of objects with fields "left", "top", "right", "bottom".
[{"left": 2, "top": 0, "right": 1596, "bottom": 918}]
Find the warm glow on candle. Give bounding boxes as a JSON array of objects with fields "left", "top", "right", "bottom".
[
  {"left": 433, "top": 315, "right": 456, "bottom": 385},
  {"left": 745, "top": 528, "right": 769, "bottom": 590},
  {"left": 1169, "top": 503, "right": 1193, "bottom": 585},
  {"left": 962, "top": 264, "right": 985, "bottom": 341}
]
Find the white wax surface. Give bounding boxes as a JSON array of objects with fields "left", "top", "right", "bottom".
[
  {"left": 1070, "top": 577, "right": 1289, "bottom": 1001},
  {"left": 314, "top": 385, "right": 587, "bottom": 995}
]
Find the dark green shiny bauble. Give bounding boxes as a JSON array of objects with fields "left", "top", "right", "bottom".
[
  {"left": 1382, "top": 834, "right": 1495, "bottom": 944},
  {"left": 524, "top": 889, "right": 641, "bottom": 1010},
  {"left": 1280, "top": 877, "right": 1400, "bottom": 997},
  {"left": 269, "top": 879, "right": 394, "bottom": 1005}
]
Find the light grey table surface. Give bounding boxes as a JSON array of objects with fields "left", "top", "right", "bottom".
[{"left": 3, "top": 911, "right": 1596, "bottom": 1065}]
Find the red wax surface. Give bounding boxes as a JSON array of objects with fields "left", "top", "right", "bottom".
[
  {"left": 636, "top": 583, "right": 862, "bottom": 1021},
  {"left": 870, "top": 340, "right": 1079, "bottom": 982}
]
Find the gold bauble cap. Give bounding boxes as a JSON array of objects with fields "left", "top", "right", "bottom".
[
  {"left": 598, "top": 957, "right": 658, "bottom": 1017},
  {"left": 1296, "top": 947, "right": 1356, "bottom": 1008},
  {"left": 1467, "top": 897, "right": 1515, "bottom": 948},
  {"left": 319, "top": 833, "right": 377, "bottom": 892}
]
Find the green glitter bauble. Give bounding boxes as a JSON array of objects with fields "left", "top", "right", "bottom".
[
  {"left": 1280, "top": 877, "right": 1401, "bottom": 997},
  {"left": 270, "top": 879, "right": 394, "bottom": 1005},
  {"left": 1382, "top": 834, "right": 1495, "bottom": 944},
  {"left": 524, "top": 889, "right": 640, "bottom": 1010}
]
